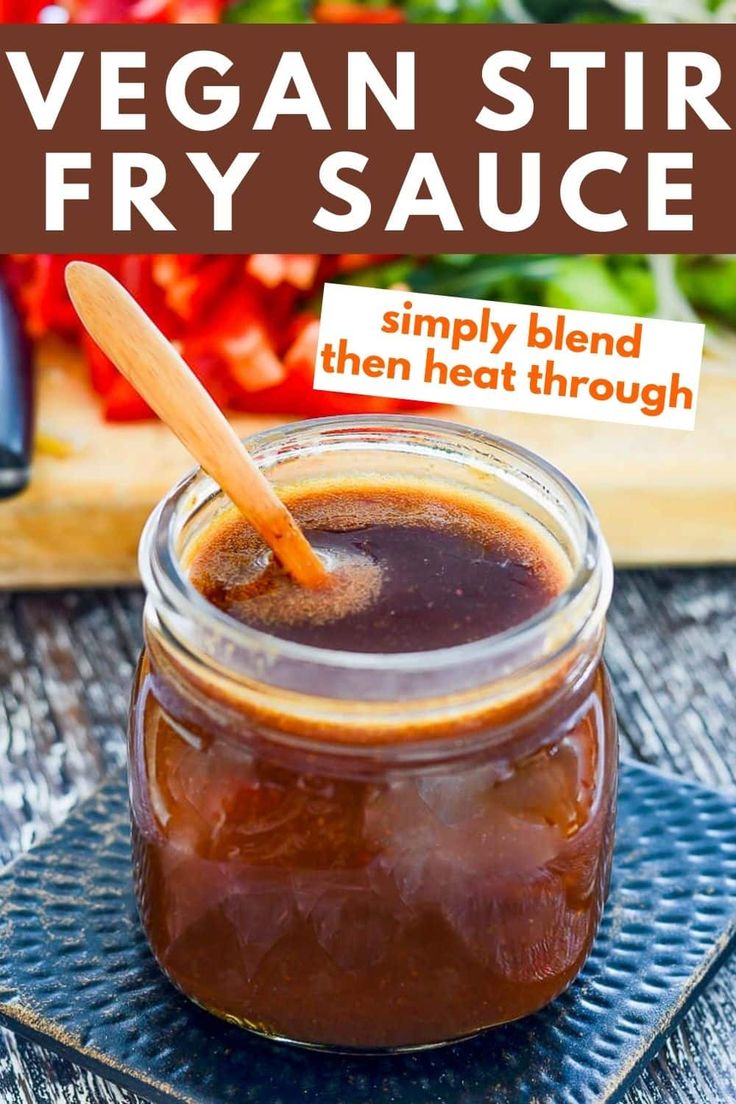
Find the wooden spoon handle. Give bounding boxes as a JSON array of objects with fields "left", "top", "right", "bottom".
[{"left": 65, "top": 261, "right": 326, "bottom": 589}]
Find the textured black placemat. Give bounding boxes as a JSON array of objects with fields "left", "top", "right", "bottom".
[{"left": 0, "top": 761, "right": 735, "bottom": 1104}]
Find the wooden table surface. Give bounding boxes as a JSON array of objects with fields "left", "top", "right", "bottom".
[{"left": 0, "top": 570, "right": 735, "bottom": 1104}]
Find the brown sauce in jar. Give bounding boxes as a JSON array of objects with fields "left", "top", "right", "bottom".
[{"left": 131, "top": 480, "right": 616, "bottom": 1049}]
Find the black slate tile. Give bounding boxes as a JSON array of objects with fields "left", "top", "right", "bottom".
[{"left": 0, "top": 761, "right": 735, "bottom": 1104}]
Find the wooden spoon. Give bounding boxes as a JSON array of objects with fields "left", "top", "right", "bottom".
[{"left": 65, "top": 261, "right": 327, "bottom": 589}]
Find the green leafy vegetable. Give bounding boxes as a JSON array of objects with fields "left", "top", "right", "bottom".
[
  {"left": 676, "top": 257, "right": 736, "bottom": 327},
  {"left": 343, "top": 254, "right": 658, "bottom": 318},
  {"left": 226, "top": 0, "right": 309, "bottom": 21}
]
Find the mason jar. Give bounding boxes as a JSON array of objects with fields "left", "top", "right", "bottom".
[{"left": 128, "top": 415, "right": 617, "bottom": 1052}]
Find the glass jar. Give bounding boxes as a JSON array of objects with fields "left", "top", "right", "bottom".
[{"left": 129, "top": 415, "right": 617, "bottom": 1052}]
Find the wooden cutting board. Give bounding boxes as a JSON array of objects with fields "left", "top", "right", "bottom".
[{"left": 1, "top": 340, "right": 735, "bottom": 588}]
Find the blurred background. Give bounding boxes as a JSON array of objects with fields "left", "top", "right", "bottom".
[
  {"left": 6, "top": 0, "right": 736, "bottom": 28},
  {"left": 1, "top": 0, "right": 735, "bottom": 583},
  {"left": 1, "top": 251, "right": 735, "bottom": 585}
]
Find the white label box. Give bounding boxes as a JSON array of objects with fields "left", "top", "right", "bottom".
[{"left": 315, "top": 283, "right": 704, "bottom": 431}]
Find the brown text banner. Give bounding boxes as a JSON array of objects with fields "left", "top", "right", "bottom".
[{"left": 0, "top": 24, "right": 735, "bottom": 252}]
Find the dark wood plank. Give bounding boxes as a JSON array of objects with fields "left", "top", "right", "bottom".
[
  {"left": 0, "top": 590, "right": 140, "bottom": 866},
  {"left": 0, "top": 589, "right": 146, "bottom": 1104},
  {"left": 0, "top": 570, "right": 734, "bottom": 1104},
  {"left": 0, "top": 1028, "right": 139, "bottom": 1104},
  {"left": 607, "top": 569, "right": 736, "bottom": 789}
]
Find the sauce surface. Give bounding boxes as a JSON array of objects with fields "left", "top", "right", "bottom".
[{"left": 188, "top": 485, "right": 568, "bottom": 653}]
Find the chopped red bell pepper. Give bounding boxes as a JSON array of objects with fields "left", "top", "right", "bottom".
[
  {"left": 62, "top": 0, "right": 225, "bottom": 22},
  {"left": 234, "top": 314, "right": 420, "bottom": 417},
  {"left": 182, "top": 285, "right": 286, "bottom": 392},
  {"left": 245, "top": 254, "right": 322, "bottom": 292},
  {"left": 0, "top": 251, "right": 418, "bottom": 422},
  {"left": 82, "top": 331, "right": 118, "bottom": 396},
  {"left": 0, "top": 0, "right": 47, "bottom": 20},
  {"left": 152, "top": 255, "right": 239, "bottom": 323},
  {"left": 103, "top": 374, "right": 155, "bottom": 421},
  {"left": 335, "top": 254, "right": 396, "bottom": 272}
]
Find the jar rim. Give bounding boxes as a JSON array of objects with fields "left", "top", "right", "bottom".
[{"left": 139, "top": 414, "right": 612, "bottom": 689}]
